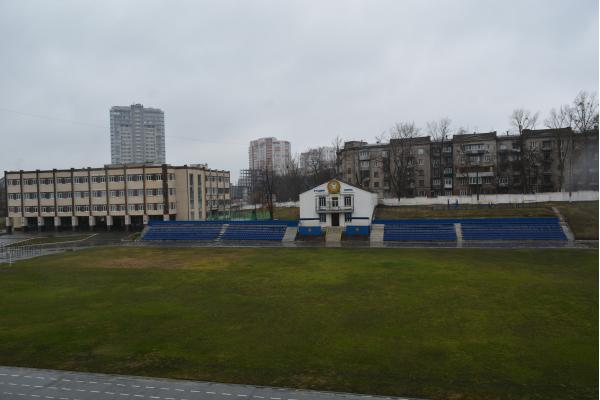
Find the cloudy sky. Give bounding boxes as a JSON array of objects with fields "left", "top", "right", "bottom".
[{"left": 1, "top": 0, "right": 597, "bottom": 180}]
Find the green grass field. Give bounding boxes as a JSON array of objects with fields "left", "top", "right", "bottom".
[{"left": 0, "top": 247, "right": 597, "bottom": 400}]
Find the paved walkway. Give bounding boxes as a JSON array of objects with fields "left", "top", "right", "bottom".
[{"left": 0, "top": 366, "right": 420, "bottom": 400}]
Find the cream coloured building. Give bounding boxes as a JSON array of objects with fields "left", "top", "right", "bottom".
[{"left": 5, "top": 164, "right": 230, "bottom": 232}]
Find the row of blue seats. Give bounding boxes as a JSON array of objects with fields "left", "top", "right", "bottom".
[
  {"left": 143, "top": 224, "right": 221, "bottom": 240},
  {"left": 462, "top": 222, "right": 566, "bottom": 240},
  {"left": 384, "top": 224, "right": 457, "bottom": 242},
  {"left": 221, "top": 225, "right": 286, "bottom": 241}
]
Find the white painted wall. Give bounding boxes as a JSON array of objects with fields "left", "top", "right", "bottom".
[
  {"left": 380, "top": 190, "right": 599, "bottom": 206},
  {"left": 299, "top": 181, "right": 378, "bottom": 227}
]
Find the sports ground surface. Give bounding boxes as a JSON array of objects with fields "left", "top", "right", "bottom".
[{"left": 0, "top": 247, "right": 597, "bottom": 400}]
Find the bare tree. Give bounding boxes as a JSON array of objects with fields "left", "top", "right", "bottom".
[
  {"left": 510, "top": 108, "right": 539, "bottom": 134},
  {"left": 255, "top": 166, "right": 276, "bottom": 220},
  {"left": 427, "top": 118, "right": 452, "bottom": 196},
  {"left": 571, "top": 91, "right": 599, "bottom": 133},
  {"left": 545, "top": 105, "right": 574, "bottom": 192},
  {"left": 510, "top": 108, "right": 540, "bottom": 193},
  {"left": 331, "top": 135, "right": 344, "bottom": 178},
  {"left": 387, "top": 122, "right": 420, "bottom": 198}
]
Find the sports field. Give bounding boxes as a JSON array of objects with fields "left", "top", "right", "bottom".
[{"left": 0, "top": 247, "right": 597, "bottom": 400}]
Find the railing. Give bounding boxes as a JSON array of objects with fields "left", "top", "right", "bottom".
[{"left": 315, "top": 201, "right": 353, "bottom": 212}]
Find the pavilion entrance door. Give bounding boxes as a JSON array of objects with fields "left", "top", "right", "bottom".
[{"left": 331, "top": 213, "right": 339, "bottom": 227}]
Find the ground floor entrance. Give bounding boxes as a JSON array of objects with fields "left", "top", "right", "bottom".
[{"left": 331, "top": 213, "right": 339, "bottom": 227}]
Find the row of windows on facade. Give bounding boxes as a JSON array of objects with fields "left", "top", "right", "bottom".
[
  {"left": 7, "top": 174, "right": 175, "bottom": 186},
  {"left": 8, "top": 188, "right": 177, "bottom": 200},
  {"left": 9, "top": 203, "right": 177, "bottom": 213},
  {"left": 317, "top": 213, "right": 353, "bottom": 223},
  {"left": 317, "top": 196, "right": 353, "bottom": 207}
]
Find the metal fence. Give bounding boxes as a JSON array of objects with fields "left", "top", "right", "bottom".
[{"left": 0, "top": 245, "right": 43, "bottom": 265}]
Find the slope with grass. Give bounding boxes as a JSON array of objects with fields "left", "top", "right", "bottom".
[{"left": 0, "top": 247, "right": 597, "bottom": 400}]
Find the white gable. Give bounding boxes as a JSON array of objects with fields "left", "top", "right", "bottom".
[{"left": 299, "top": 180, "right": 378, "bottom": 227}]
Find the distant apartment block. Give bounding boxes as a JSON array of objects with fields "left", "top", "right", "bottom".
[
  {"left": 4, "top": 164, "right": 230, "bottom": 232},
  {"left": 110, "top": 104, "right": 166, "bottom": 164},
  {"left": 338, "top": 128, "right": 599, "bottom": 198},
  {"left": 249, "top": 137, "right": 291, "bottom": 175}
]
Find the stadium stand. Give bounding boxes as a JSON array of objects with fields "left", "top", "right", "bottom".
[
  {"left": 374, "top": 217, "right": 566, "bottom": 241},
  {"left": 143, "top": 221, "right": 222, "bottom": 241},
  {"left": 380, "top": 221, "right": 457, "bottom": 242},
  {"left": 460, "top": 217, "right": 566, "bottom": 241},
  {"left": 221, "top": 224, "right": 287, "bottom": 241}
]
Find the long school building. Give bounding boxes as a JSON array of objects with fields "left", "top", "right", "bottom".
[{"left": 4, "top": 164, "right": 230, "bottom": 232}]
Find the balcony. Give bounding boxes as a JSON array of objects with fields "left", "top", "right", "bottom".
[
  {"left": 316, "top": 202, "right": 354, "bottom": 212},
  {"left": 315, "top": 200, "right": 354, "bottom": 213}
]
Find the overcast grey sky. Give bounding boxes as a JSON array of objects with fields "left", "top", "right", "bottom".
[{"left": 1, "top": 0, "right": 597, "bottom": 180}]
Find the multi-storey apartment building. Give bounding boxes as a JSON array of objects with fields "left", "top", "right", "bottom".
[
  {"left": 452, "top": 132, "right": 498, "bottom": 196},
  {"left": 249, "top": 137, "right": 291, "bottom": 175},
  {"left": 4, "top": 164, "right": 230, "bottom": 232},
  {"left": 338, "top": 128, "right": 598, "bottom": 198},
  {"left": 110, "top": 104, "right": 166, "bottom": 164}
]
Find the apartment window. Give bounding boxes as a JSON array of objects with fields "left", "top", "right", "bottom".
[
  {"left": 360, "top": 161, "right": 369, "bottom": 168},
  {"left": 24, "top": 192, "right": 38, "bottom": 200},
  {"left": 57, "top": 191, "right": 72, "bottom": 199},
  {"left": 73, "top": 176, "right": 88, "bottom": 184},
  {"left": 418, "top": 190, "right": 426, "bottom": 197},
  {"left": 126, "top": 174, "right": 143, "bottom": 182},
  {"left": 373, "top": 171, "right": 379, "bottom": 178},
  {"left": 344, "top": 213, "right": 352, "bottom": 222},
  {"left": 9, "top": 206, "right": 22, "bottom": 213},
  {"left": 331, "top": 197, "right": 339, "bottom": 207},
  {"left": 75, "top": 205, "right": 89, "bottom": 212},
  {"left": 39, "top": 178, "right": 54, "bottom": 185},
  {"left": 24, "top": 206, "right": 38, "bottom": 213},
  {"left": 109, "top": 175, "right": 125, "bottom": 182},
  {"left": 91, "top": 190, "right": 106, "bottom": 198},
  {"left": 75, "top": 191, "right": 89, "bottom": 198},
  {"left": 40, "top": 192, "right": 54, "bottom": 200},
  {"left": 8, "top": 179, "right": 21, "bottom": 186},
  {"left": 56, "top": 177, "right": 72, "bottom": 185},
  {"left": 57, "top": 206, "right": 72, "bottom": 213},
  {"left": 169, "top": 188, "right": 176, "bottom": 195},
  {"left": 319, "top": 214, "right": 326, "bottom": 223},
  {"left": 418, "top": 159, "right": 424, "bottom": 165},
  {"left": 170, "top": 202, "right": 176, "bottom": 210},
  {"left": 318, "top": 196, "right": 326, "bottom": 207},
  {"left": 91, "top": 176, "right": 106, "bottom": 183},
  {"left": 109, "top": 190, "right": 124, "bottom": 197},
  {"left": 127, "top": 189, "right": 143, "bottom": 197},
  {"left": 417, "top": 148, "right": 424, "bottom": 155},
  {"left": 499, "top": 177, "right": 509, "bottom": 184},
  {"left": 146, "top": 188, "right": 163, "bottom": 196},
  {"left": 374, "top": 181, "right": 379, "bottom": 188},
  {"left": 344, "top": 196, "right": 352, "bottom": 207},
  {"left": 92, "top": 204, "right": 106, "bottom": 212},
  {"left": 8, "top": 193, "right": 21, "bottom": 200},
  {"left": 23, "top": 178, "right": 37, "bottom": 185},
  {"left": 433, "top": 179, "right": 440, "bottom": 186},
  {"left": 444, "top": 178, "right": 452, "bottom": 185},
  {"left": 418, "top": 170, "right": 424, "bottom": 176}
]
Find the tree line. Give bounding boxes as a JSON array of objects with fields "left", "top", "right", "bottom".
[{"left": 251, "top": 90, "right": 598, "bottom": 216}]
